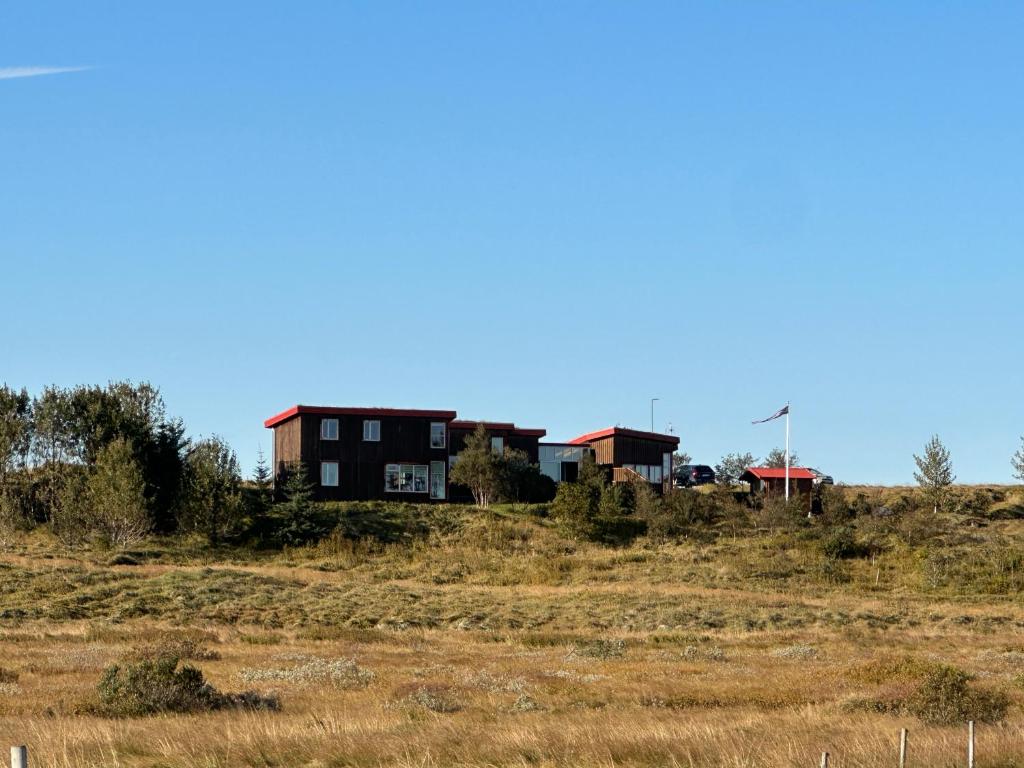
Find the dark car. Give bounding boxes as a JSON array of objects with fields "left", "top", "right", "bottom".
[
  {"left": 809, "top": 467, "right": 834, "bottom": 486},
  {"left": 674, "top": 464, "right": 716, "bottom": 487}
]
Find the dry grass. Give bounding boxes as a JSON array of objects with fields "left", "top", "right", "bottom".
[{"left": 3, "top": 501, "right": 1024, "bottom": 766}]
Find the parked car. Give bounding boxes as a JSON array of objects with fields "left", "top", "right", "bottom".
[
  {"left": 674, "top": 464, "right": 716, "bottom": 487},
  {"left": 809, "top": 467, "right": 834, "bottom": 486}
]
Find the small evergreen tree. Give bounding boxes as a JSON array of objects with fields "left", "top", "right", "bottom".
[
  {"left": 182, "top": 436, "right": 243, "bottom": 545},
  {"left": 914, "top": 435, "right": 955, "bottom": 514},
  {"left": 449, "top": 424, "right": 500, "bottom": 507},
  {"left": 250, "top": 446, "right": 274, "bottom": 518},
  {"left": 276, "top": 461, "right": 320, "bottom": 546},
  {"left": 1012, "top": 436, "right": 1024, "bottom": 483},
  {"left": 87, "top": 438, "right": 151, "bottom": 548}
]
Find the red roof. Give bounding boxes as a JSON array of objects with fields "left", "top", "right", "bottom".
[
  {"left": 449, "top": 420, "right": 547, "bottom": 438},
  {"left": 741, "top": 467, "right": 816, "bottom": 480},
  {"left": 264, "top": 405, "right": 457, "bottom": 429},
  {"left": 568, "top": 427, "right": 680, "bottom": 447}
]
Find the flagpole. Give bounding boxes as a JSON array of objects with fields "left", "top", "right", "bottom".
[{"left": 785, "top": 403, "right": 790, "bottom": 502}]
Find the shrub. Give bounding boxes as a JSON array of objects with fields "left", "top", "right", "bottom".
[
  {"left": 93, "top": 655, "right": 278, "bottom": 717},
  {"left": 846, "top": 658, "right": 1009, "bottom": 725},
  {"left": 550, "top": 482, "right": 599, "bottom": 540},
  {"left": 907, "top": 665, "right": 1009, "bottom": 725},
  {"left": 821, "top": 526, "right": 862, "bottom": 560}
]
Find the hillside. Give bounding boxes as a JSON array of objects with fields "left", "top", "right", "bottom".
[{"left": 2, "top": 488, "right": 1024, "bottom": 767}]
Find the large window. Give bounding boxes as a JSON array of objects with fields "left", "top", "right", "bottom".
[
  {"left": 540, "top": 445, "right": 586, "bottom": 483},
  {"left": 430, "top": 422, "right": 446, "bottom": 449},
  {"left": 385, "top": 463, "right": 429, "bottom": 493},
  {"left": 663, "top": 453, "right": 672, "bottom": 481},
  {"left": 321, "top": 461, "right": 339, "bottom": 487},
  {"left": 430, "top": 461, "right": 445, "bottom": 499},
  {"left": 491, "top": 436, "right": 504, "bottom": 455},
  {"left": 363, "top": 419, "right": 380, "bottom": 442},
  {"left": 321, "top": 418, "right": 339, "bottom": 440}
]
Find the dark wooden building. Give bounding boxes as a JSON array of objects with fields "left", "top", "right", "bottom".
[
  {"left": 264, "top": 405, "right": 457, "bottom": 502},
  {"left": 568, "top": 427, "right": 679, "bottom": 493},
  {"left": 447, "top": 420, "right": 546, "bottom": 465},
  {"left": 739, "top": 467, "right": 816, "bottom": 512},
  {"left": 446, "top": 420, "right": 546, "bottom": 502}
]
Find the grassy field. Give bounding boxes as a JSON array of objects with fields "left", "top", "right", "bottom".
[{"left": 3, "top": 489, "right": 1024, "bottom": 767}]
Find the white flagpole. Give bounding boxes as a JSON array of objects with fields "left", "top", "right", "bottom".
[{"left": 784, "top": 403, "right": 790, "bottom": 501}]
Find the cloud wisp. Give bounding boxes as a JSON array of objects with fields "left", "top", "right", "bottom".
[{"left": 0, "top": 65, "right": 92, "bottom": 81}]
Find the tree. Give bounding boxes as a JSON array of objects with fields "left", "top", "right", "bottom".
[
  {"left": 715, "top": 452, "right": 757, "bottom": 486},
  {"left": 914, "top": 435, "right": 955, "bottom": 514},
  {"left": 250, "top": 447, "right": 274, "bottom": 516},
  {"left": 0, "top": 385, "right": 32, "bottom": 482},
  {"left": 1012, "top": 437, "right": 1024, "bottom": 483},
  {"left": 182, "top": 436, "right": 243, "bottom": 545},
  {"left": 764, "top": 447, "right": 799, "bottom": 468},
  {"left": 87, "top": 438, "right": 151, "bottom": 549},
  {"left": 275, "top": 461, "right": 320, "bottom": 546},
  {"left": 671, "top": 452, "right": 693, "bottom": 473},
  {"left": 449, "top": 424, "right": 500, "bottom": 507}
]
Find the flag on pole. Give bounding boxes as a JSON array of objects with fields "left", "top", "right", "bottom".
[{"left": 752, "top": 404, "right": 789, "bottom": 425}]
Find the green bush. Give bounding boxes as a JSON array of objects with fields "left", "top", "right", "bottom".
[
  {"left": 93, "top": 655, "right": 278, "bottom": 717},
  {"left": 907, "top": 665, "right": 1009, "bottom": 725},
  {"left": 821, "top": 526, "right": 861, "bottom": 560}
]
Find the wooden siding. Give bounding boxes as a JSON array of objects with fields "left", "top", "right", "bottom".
[{"left": 273, "top": 413, "right": 451, "bottom": 503}]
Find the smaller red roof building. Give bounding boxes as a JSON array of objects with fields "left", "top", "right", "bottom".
[{"left": 740, "top": 466, "right": 815, "bottom": 512}]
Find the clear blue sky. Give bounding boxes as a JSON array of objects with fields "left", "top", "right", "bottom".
[{"left": 3, "top": 2, "right": 1022, "bottom": 484}]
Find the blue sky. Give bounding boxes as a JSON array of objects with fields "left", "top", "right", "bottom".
[{"left": 2, "top": 2, "right": 1022, "bottom": 484}]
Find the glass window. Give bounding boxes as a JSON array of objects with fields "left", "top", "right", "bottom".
[
  {"left": 491, "top": 436, "right": 504, "bottom": 455},
  {"left": 430, "top": 461, "right": 445, "bottom": 499},
  {"left": 385, "top": 464, "right": 400, "bottom": 492},
  {"left": 320, "top": 418, "right": 339, "bottom": 440},
  {"left": 362, "top": 419, "right": 380, "bottom": 441},
  {"left": 651, "top": 465, "right": 663, "bottom": 483},
  {"left": 414, "top": 465, "right": 428, "bottom": 493},
  {"left": 663, "top": 452, "right": 672, "bottom": 479},
  {"left": 540, "top": 445, "right": 555, "bottom": 462},
  {"left": 540, "top": 461, "right": 560, "bottom": 482},
  {"left": 386, "top": 463, "right": 430, "bottom": 493},
  {"left": 430, "top": 422, "right": 446, "bottom": 449},
  {"left": 448, "top": 455, "right": 459, "bottom": 470},
  {"left": 321, "top": 461, "right": 339, "bottom": 487}
]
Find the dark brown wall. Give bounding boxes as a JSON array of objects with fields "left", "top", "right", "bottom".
[
  {"left": 448, "top": 428, "right": 541, "bottom": 463},
  {"left": 273, "top": 413, "right": 451, "bottom": 502},
  {"left": 588, "top": 435, "right": 674, "bottom": 467}
]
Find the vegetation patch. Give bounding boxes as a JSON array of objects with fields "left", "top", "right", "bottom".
[
  {"left": 846, "top": 658, "right": 1009, "bottom": 725},
  {"left": 239, "top": 654, "right": 373, "bottom": 688},
  {"left": 89, "top": 655, "right": 279, "bottom": 717}
]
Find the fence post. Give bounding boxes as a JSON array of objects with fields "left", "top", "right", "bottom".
[
  {"left": 899, "top": 728, "right": 908, "bottom": 768},
  {"left": 10, "top": 746, "right": 27, "bottom": 768},
  {"left": 820, "top": 751, "right": 829, "bottom": 768},
  {"left": 968, "top": 721, "right": 975, "bottom": 768}
]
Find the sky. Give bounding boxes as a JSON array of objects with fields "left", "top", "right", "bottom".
[{"left": 2, "top": 2, "right": 1022, "bottom": 484}]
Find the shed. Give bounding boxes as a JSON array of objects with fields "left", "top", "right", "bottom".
[{"left": 740, "top": 467, "right": 816, "bottom": 511}]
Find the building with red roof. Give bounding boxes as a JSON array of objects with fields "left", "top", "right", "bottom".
[
  {"left": 739, "top": 466, "right": 816, "bottom": 512},
  {"left": 568, "top": 426, "right": 680, "bottom": 493}
]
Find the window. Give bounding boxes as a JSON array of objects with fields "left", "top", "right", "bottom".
[
  {"left": 491, "top": 436, "right": 504, "bottom": 455},
  {"left": 430, "top": 461, "right": 445, "bottom": 499},
  {"left": 363, "top": 419, "right": 380, "bottom": 441},
  {"left": 385, "top": 463, "right": 429, "bottom": 493},
  {"left": 321, "top": 461, "right": 339, "bottom": 487},
  {"left": 540, "top": 461, "right": 560, "bottom": 482},
  {"left": 430, "top": 422, "right": 446, "bottom": 449},
  {"left": 651, "top": 465, "right": 663, "bottom": 484},
  {"left": 321, "top": 418, "right": 339, "bottom": 440},
  {"left": 663, "top": 452, "right": 672, "bottom": 480}
]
